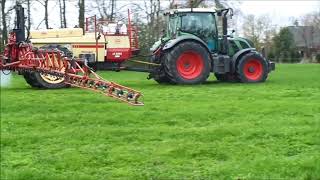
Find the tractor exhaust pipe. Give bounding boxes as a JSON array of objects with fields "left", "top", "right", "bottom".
[
  {"left": 222, "top": 12, "right": 228, "bottom": 55},
  {"left": 218, "top": 8, "right": 233, "bottom": 55}
]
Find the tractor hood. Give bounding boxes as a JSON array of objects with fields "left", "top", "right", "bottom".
[
  {"left": 150, "top": 40, "right": 162, "bottom": 52},
  {"left": 150, "top": 37, "right": 170, "bottom": 52},
  {"left": 232, "top": 36, "right": 254, "bottom": 48}
]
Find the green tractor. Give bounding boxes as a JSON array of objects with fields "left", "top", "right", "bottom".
[{"left": 149, "top": 8, "right": 275, "bottom": 84}]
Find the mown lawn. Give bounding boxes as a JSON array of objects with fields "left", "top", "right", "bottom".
[{"left": 1, "top": 64, "right": 320, "bottom": 179}]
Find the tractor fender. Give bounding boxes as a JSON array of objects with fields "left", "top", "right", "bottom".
[
  {"left": 231, "top": 48, "right": 256, "bottom": 73},
  {"left": 162, "top": 35, "right": 210, "bottom": 52}
]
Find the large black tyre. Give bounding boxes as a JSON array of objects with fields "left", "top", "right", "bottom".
[
  {"left": 153, "top": 72, "right": 172, "bottom": 84},
  {"left": 23, "top": 45, "right": 71, "bottom": 89},
  {"left": 163, "top": 41, "right": 211, "bottom": 84},
  {"left": 32, "top": 72, "right": 67, "bottom": 89},
  {"left": 150, "top": 55, "right": 173, "bottom": 84},
  {"left": 23, "top": 71, "right": 67, "bottom": 89},
  {"left": 236, "top": 52, "right": 268, "bottom": 83},
  {"left": 23, "top": 72, "right": 41, "bottom": 88}
]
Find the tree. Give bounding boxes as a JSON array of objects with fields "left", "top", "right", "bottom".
[
  {"left": 271, "top": 27, "right": 299, "bottom": 63},
  {"left": 78, "top": 0, "right": 85, "bottom": 33},
  {"left": 214, "top": 0, "right": 225, "bottom": 8},
  {"left": 263, "top": 26, "right": 278, "bottom": 59},
  {"left": 1, "top": 0, "right": 29, "bottom": 51},
  {"left": 176, "top": 0, "right": 212, "bottom": 8},
  {"left": 0, "top": 0, "right": 15, "bottom": 51},
  {"left": 189, "top": 0, "right": 205, "bottom": 8},
  {"left": 299, "top": 10, "right": 320, "bottom": 61},
  {"left": 168, "top": 0, "right": 176, "bottom": 9},
  {"left": 26, "top": 0, "right": 31, "bottom": 35},
  {"left": 110, "top": 0, "right": 115, "bottom": 21},
  {"left": 129, "top": 0, "right": 163, "bottom": 53},
  {"left": 93, "top": 0, "right": 117, "bottom": 21},
  {"left": 301, "top": 11, "right": 320, "bottom": 29},
  {"left": 59, "top": 0, "right": 67, "bottom": 28},
  {"left": 172, "top": 0, "right": 227, "bottom": 8},
  {"left": 36, "top": 0, "right": 50, "bottom": 29},
  {"left": 145, "top": 0, "right": 162, "bottom": 47},
  {"left": 298, "top": 26, "right": 314, "bottom": 60},
  {"left": 1, "top": 0, "right": 7, "bottom": 52},
  {"left": 242, "top": 14, "right": 271, "bottom": 51}
]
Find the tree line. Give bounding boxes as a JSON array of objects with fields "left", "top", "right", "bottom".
[{"left": 242, "top": 11, "right": 320, "bottom": 63}]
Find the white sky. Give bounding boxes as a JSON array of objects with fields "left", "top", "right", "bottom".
[
  {"left": 239, "top": 0, "right": 320, "bottom": 26},
  {"left": 4, "top": 0, "right": 320, "bottom": 30}
]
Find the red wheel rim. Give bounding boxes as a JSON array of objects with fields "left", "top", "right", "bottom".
[
  {"left": 176, "top": 51, "right": 204, "bottom": 80},
  {"left": 243, "top": 59, "right": 263, "bottom": 81}
]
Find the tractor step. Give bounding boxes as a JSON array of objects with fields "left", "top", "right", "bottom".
[{"left": 212, "top": 55, "right": 231, "bottom": 74}]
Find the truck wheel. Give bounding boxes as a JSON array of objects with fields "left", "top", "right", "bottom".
[
  {"left": 214, "top": 73, "right": 239, "bottom": 82},
  {"left": 164, "top": 41, "right": 210, "bottom": 84},
  {"left": 236, "top": 52, "right": 268, "bottom": 83}
]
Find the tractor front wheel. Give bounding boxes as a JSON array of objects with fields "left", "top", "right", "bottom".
[
  {"left": 164, "top": 41, "right": 210, "bottom": 84},
  {"left": 236, "top": 52, "right": 268, "bottom": 83},
  {"left": 150, "top": 55, "right": 173, "bottom": 84}
]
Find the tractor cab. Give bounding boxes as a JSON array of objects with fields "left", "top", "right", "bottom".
[{"left": 165, "top": 8, "right": 218, "bottom": 52}]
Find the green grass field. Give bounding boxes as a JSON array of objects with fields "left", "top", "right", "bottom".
[{"left": 1, "top": 64, "right": 320, "bottom": 179}]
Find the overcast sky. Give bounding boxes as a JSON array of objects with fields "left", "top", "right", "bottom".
[
  {"left": 240, "top": 0, "right": 320, "bottom": 26},
  {"left": 4, "top": 0, "right": 320, "bottom": 30}
]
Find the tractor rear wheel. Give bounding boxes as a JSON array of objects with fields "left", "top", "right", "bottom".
[
  {"left": 164, "top": 41, "right": 210, "bottom": 84},
  {"left": 236, "top": 52, "right": 268, "bottom": 83}
]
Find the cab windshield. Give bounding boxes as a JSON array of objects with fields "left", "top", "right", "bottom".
[
  {"left": 166, "top": 12, "right": 217, "bottom": 41},
  {"left": 180, "top": 12, "right": 217, "bottom": 41}
]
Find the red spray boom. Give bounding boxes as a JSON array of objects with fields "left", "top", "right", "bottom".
[{"left": 0, "top": 4, "right": 143, "bottom": 106}]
